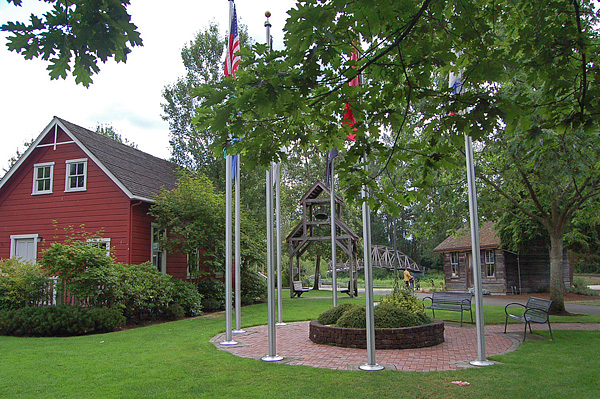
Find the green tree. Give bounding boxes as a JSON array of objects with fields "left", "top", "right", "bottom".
[
  {"left": 2, "top": 0, "right": 142, "bottom": 86},
  {"left": 149, "top": 172, "right": 264, "bottom": 273},
  {"left": 192, "top": 0, "right": 600, "bottom": 311},
  {"left": 161, "top": 22, "right": 252, "bottom": 178}
]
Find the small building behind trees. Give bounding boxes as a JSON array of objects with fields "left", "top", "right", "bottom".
[{"left": 433, "top": 222, "right": 573, "bottom": 294}]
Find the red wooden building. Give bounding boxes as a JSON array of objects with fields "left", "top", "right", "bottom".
[{"left": 0, "top": 117, "right": 188, "bottom": 278}]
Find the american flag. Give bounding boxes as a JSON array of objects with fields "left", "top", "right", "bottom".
[{"left": 224, "top": 1, "right": 241, "bottom": 77}]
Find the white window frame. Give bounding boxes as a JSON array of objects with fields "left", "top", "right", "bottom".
[
  {"left": 10, "top": 234, "right": 39, "bottom": 263},
  {"left": 87, "top": 238, "right": 111, "bottom": 256},
  {"left": 32, "top": 162, "right": 54, "bottom": 195},
  {"left": 450, "top": 252, "right": 459, "bottom": 277},
  {"left": 65, "top": 158, "right": 88, "bottom": 192},
  {"left": 485, "top": 249, "right": 496, "bottom": 277},
  {"left": 151, "top": 225, "right": 167, "bottom": 274}
]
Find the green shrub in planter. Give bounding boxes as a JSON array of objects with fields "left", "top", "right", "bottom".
[
  {"left": 380, "top": 287, "right": 426, "bottom": 315},
  {"left": 0, "top": 306, "right": 125, "bottom": 337},
  {"left": 317, "top": 303, "right": 358, "bottom": 325},
  {"left": 374, "top": 303, "right": 431, "bottom": 328},
  {"left": 336, "top": 306, "right": 367, "bottom": 329}
]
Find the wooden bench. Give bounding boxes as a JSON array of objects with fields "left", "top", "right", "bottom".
[
  {"left": 339, "top": 280, "right": 358, "bottom": 297},
  {"left": 504, "top": 297, "right": 553, "bottom": 341},
  {"left": 422, "top": 291, "right": 473, "bottom": 326},
  {"left": 291, "top": 281, "right": 310, "bottom": 298}
]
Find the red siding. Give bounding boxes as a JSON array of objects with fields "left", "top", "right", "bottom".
[
  {"left": 0, "top": 130, "right": 130, "bottom": 263},
  {"left": 0, "top": 126, "right": 187, "bottom": 277}
]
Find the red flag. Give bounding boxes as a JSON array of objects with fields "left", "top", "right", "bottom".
[
  {"left": 344, "top": 47, "right": 360, "bottom": 141},
  {"left": 224, "top": 2, "right": 241, "bottom": 77}
]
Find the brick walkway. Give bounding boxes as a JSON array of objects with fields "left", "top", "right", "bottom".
[{"left": 211, "top": 322, "right": 600, "bottom": 372}]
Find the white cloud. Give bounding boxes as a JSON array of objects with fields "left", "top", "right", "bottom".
[{"left": 0, "top": 0, "right": 295, "bottom": 172}]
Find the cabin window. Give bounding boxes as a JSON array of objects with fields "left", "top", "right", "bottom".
[
  {"left": 32, "top": 162, "right": 54, "bottom": 194},
  {"left": 151, "top": 225, "right": 166, "bottom": 274},
  {"left": 450, "top": 252, "right": 459, "bottom": 277},
  {"left": 65, "top": 159, "right": 87, "bottom": 192},
  {"left": 87, "top": 238, "right": 111, "bottom": 256},
  {"left": 485, "top": 250, "right": 495, "bottom": 277}
]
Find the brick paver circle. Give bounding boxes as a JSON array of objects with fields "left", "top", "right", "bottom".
[{"left": 211, "top": 321, "right": 600, "bottom": 371}]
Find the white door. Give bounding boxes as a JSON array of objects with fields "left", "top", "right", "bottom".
[{"left": 11, "top": 235, "right": 38, "bottom": 263}]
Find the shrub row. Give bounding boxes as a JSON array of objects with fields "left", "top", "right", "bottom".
[{"left": 0, "top": 306, "right": 126, "bottom": 337}]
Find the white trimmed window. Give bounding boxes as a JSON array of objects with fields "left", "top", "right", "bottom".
[
  {"left": 65, "top": 159, "right": 88, "bottom": 192},
  {"left": 32, "top": 162, "right": 54, "bottom": 195},
  {"left": 485, "top": 250, "right": 496, "bottom": 277},
  {"left": 450, "top": 252, "right": 459, "bottom": 277},
  {"left": 151, "top": 225, "right": 166, "bottom": 274},
  {"left": 87, "top": 238, "right": 111, "bottom": 256}
]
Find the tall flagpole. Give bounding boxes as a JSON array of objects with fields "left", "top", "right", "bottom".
[
  {"left": 359, "top": 157, "right": 383, "bottom": 371},
  {"left": 275, "top": 163, "right": 286, "bottom": 325},
  {"left": 465, "top": 134, "right": 493, "bottom": 366},
  {"left": 330, "top": 157, "right": 338, "bottom": 307},
  {"left": 449, "top": 62, "right": 492, "bottom": 367},
  {"left": 262, "top": 11, "right": 282, "bottom": 362},
  {"left": 221, "top": 0, "right": 238, "bottom": 346},
  {"left": 221, "top": 153, "right": 237, "bottom": 346},
  {"left": 233, "top": 155, "right": 245, "bottom": 333}
]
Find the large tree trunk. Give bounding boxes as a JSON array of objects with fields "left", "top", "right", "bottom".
[
  {"left": 313, "top": 255, "right": 321, "bottom": 290},
  {"left": 548, "top": 229, "right": 566, "bottom": 313}
]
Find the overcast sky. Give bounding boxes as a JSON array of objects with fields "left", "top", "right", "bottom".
[{"left": 0, "top": 0, "right": 296, "bottom": 173}]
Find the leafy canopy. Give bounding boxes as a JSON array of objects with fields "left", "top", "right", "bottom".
[{"left": 2, "top": 0, "right": 142, "bottom": 86}]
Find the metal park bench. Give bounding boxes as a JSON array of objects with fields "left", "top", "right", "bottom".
[
  {"left": 504, "top": 297, "right": 553, "bottom": 341},
  {"left": 423, "top": 291, "right": 473, "bottom": 326},
  {"left": 292, "top": 281, "right": 310, "bottom": 298}
]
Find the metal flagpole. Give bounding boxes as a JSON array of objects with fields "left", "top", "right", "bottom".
[
  {"left": 233, "top": 156, "right": 245, "bottom": 333},
  {"left": 275, "top": 163, "right": 286, "bottom": 326},
  {"left": 262, "top": 163, "right": 282, "bottom": 362},
  {"left": 221, "top": 154, "right": 237, "bottom": 346},
  {"left": 359, "top": 158, "right": 383, "bottom": 371},
  {"left": 261, "top": 11, "right": 282, "bottom": 362},
  {"left": 449, "top": 59, "right": 492, "bottom": 366},
  {"left": 465, "top": 134, "right": 493, "bottom": 367},
  {"left": 330, "top": 157, "right": 338, "bottom": 307}
]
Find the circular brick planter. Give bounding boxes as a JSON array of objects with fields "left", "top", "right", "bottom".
[{"left": 309, "top": 319, "right": 445, "bottom": 349}]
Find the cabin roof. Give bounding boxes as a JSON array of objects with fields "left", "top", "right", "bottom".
[{"left": 433, "top": 221, "right": 500, "bottom": 252}]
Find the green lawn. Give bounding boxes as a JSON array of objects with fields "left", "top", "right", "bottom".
[{"left": 0, "top": 295, "right": 598, "bottom": 398}]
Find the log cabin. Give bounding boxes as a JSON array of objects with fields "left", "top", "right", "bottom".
[{"left": 433, "top": 222, "right": 573, "bottom": 294}]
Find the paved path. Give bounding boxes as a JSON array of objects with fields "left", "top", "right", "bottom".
[{"left": 212, "top": 322, "right": 600, "bottom": 372}]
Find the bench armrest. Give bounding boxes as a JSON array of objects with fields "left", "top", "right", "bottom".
[
  {"left": 504, "top": 302, "right": 526, "bottom": 315},
  {"left": 422, "top": 296, "right": 433, "bottom": 305}
]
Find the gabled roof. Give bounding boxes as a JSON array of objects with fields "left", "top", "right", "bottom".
[
  {"left": 433, "top": 221, "right": 500, "bottom": 253},
  {"left": 299, "top": 180, "right": 344, "bottom": 205},
  {"left": 0, "top": 117, "right": 178, "bottom": 202}
]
